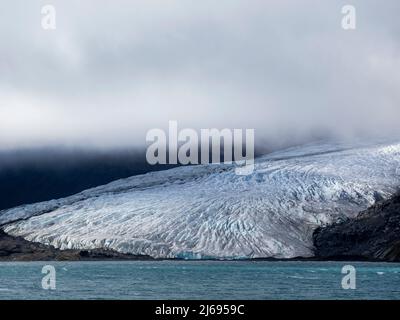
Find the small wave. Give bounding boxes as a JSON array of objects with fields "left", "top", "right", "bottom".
[{"left": 288, "top": 275, "right": 305, "bottom": 279}]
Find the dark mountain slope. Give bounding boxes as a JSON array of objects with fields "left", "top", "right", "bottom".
[
  {"left": 313, "top": 192, "right": 400, "bottom": 262},
  {"left": 0, "top": 148, "right": 177, "bottom": 210},
  {"left": 0, "top": 229, "right": 153, "bottom": 261}
]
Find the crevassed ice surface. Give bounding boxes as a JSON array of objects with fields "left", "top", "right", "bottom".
[{"left": 1, "top": 141, "right": 400, "bottom": 259}]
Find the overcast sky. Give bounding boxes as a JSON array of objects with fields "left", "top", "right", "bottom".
[{"left": 0, "top": 0, "right": 399, "bottom": 149}]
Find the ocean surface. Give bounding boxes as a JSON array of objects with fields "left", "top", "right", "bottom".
[{"left": 0, "top": 261, "right": 399, "bottom": 300}]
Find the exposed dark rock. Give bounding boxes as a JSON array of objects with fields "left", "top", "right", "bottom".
[
  {"left": 0, "top": 229, "right": 153, "bottom": 261},
  {"left": 0, "top": 148, "right": 179, "bottom": 211},
  {"left": 313, "top": 192, "right": 400, "bottom": 262}
]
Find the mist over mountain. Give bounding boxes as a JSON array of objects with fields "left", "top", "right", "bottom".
[
  {"left": 0, "top": 148, "right": 178, "bottom": 210},
  {"left": 1, "top": 0, "right": 400, "bottom": 151},
  {"left": 0, "top": 141, "right": 281, "bottom": 210}
]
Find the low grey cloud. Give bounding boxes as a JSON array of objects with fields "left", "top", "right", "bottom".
[{"left": 0, "top": 0, "right": 399, "bottom": 149}]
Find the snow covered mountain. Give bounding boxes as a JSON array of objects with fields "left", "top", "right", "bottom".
[{"left": 1, "top": 141, "right": 400, "bottom": 259}]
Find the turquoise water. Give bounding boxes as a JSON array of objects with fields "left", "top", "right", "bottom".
[{"left": 0, "top": 261, "right": 399, "bottom": 300}]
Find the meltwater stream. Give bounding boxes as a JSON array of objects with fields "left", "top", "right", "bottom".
[{"left": 0, "top": 261, "right": 399, "bottom": 300}]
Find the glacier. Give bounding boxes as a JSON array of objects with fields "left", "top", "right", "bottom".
[{"left": 1, "top": 141, "right": 400, "bottom": 259}]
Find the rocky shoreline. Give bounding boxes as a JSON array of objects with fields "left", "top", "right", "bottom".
[
  {"left": 1, "top": 192, "right": 399, "bottom": 262},
  {"left": 0, "top": 229, "right": 153, "bottom": 261}
]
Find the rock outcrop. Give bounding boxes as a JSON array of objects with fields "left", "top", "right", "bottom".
[
  {"left": 313, "top": 192, "right": 400, "bottom": 262},
  {"left": 0, "top": 229, "right": 153, "bottom": 261}
]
